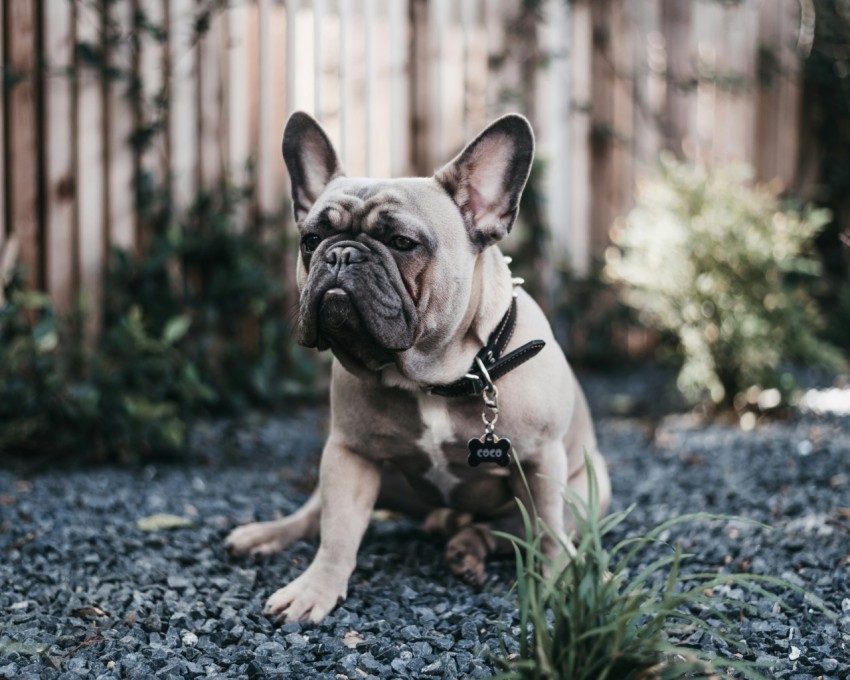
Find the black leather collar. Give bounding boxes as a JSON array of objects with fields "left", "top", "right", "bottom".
[{"left": 429, "top": 296, "right": 546, "bottom": 397}]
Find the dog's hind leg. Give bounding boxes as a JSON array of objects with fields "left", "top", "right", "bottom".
[{"left": 225, "top": 490, "right": 320, "bottom": 556}]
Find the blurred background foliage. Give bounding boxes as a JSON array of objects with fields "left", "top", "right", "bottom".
[
  {"left": 606, "top": 157, "right": 843, "bottom": 407},
  {"left": 1, "top": 0, "right": 850, "bottom": 461}
]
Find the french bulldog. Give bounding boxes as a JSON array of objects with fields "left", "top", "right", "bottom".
[{"left": 225, "top": 111, "right": 611, "bottom": 623}]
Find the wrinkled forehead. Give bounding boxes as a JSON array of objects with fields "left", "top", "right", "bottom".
[{"left": 300, "top": 177, "right": 457, "bottom": 232}]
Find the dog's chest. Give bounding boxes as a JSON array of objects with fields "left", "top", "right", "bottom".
[
  {"left": 347, "top": 382, "right": 513, "bottom": 509},
  {"left": 415, "top": 395, "right": 461, "bottom": 499}
]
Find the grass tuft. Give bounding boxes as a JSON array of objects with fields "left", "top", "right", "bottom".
[{"left": 490, "top": 459, "right": 830, "bottom": 680}]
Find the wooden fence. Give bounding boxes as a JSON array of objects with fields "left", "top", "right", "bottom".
[{"left": 0, "top": 0, "right": 806, "bottom": 326}]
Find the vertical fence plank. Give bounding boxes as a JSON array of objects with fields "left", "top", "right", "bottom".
[
  {"left": 256, "top": 0, "right": 281, "bottom": 214},
  {"left": 755, "top": 0, "right": 781, "bottom": 181},
  {"left": 442, "top": 2, "right": 465, "bottom": 160},
  {"left": 244, "top": 0, "right": 259, "bottom": 170},
  {"left": 348, "top": 0, "right": 369, "bottom": 175},
  {"left": 611, "top": 0, "right": 635, "bottom": 229},
  {"left": 717, "top": 0, "right": 758, "bottom": 166},
  {"left": 632, "top": 0, "right": 663, "bottom": 170},
  {"left": 462, "top": 0, "right": 487, "bottom": 139},
  {"left": 339, "top": 0, "right": 351, "bottom": 165},
  {"left": 107, "top": 0, "right": 137, "bottom": 252},
  {"left": 318, "top": 5, "right": 340, "bottom": 146},
  {"left": 570, "top": 0, "right": 592, "bottom": 275},
  {"left": 76, "top": 1, "right": 106, "bottom": 340},
  {"left": 364, "top": 0, "right": 375, "bottom": 174},
  {"left": 661, "top": 0, "right": 693, "bottom": 158},
  {"left": 483, "top": 0, "right": 507, "bottom": 120},
  {"left": 460, "top": 0, "right": 474, "bottom": 141},
  {"left": 255, "top": 0, "right": 271, "bottom": 212},
  {"left": 313, "top": 0, "right": 324, "bottom": 120},
  {"left": 693, "top": 0, "right": 721, "bottom": 165},
  {"left": 284, "top": 0, "right": 296, "bottom": 117},
  {"left": 271, "top": 1, "right": 289, "bottom": 203},
  {"left": 408, "top": 0, "right": 429, "bottom": 175},
  {"left": 370, "top": 0, "right": 392, "bottom": 178},
  {"left": 137, "top": 0, "right": 167, "bottom": 217},
  {"left": 545, "top": 0, "right": 575, "bottom": 269},
  {"left": 389, "top": 0, "right": 409, "bottom": 176},
  {"left": 429, "top": 0, "right": 449, "bottom": 166},
  {"left": 589, "top": 0, "right": 615, "bottom": 249},
  {"left": 226, "top": 0, "right": 250, "bottom": 186},
  {"left": 168, "top": 0, "right": 198, "bottom": 211},
  {"left": 6, "top": 0, "right": 40, "bottom": 289},
  {"left": 198, "top": 7, "right": 225, "bottom": 189},
  {"left": 43, "top": 0, "right": 77, "bottom": 310},
  {"left": 775, "top": 0, "right": 801, "bottom": 187}
]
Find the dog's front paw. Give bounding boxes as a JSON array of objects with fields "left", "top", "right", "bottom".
[
  {"left": 263, "top": 565, "right": 347, "bottom": 623},
  {"left": 225, "top": 519, "right": 301, "bottom": 556}
]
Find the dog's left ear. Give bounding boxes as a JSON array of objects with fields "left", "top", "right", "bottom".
[
  {"left": 435, "top": 114, "right": 534, "bottom": 250},
  {"left": 282, "top": 111, "right": 344, "bottom": 222}
]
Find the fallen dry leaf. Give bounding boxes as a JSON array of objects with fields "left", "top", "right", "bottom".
[
  {"left": 135, "top": 513, "right": 195, "bottom": 532},
  {"left": 370, "top": 510, "right": 399, "bottom": 522},
  {"left": 70, "top": 606, "right": 109, "bottom": 620}
]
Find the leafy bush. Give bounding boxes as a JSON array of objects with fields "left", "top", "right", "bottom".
[
  {"left": 0, "top": 284, "right": 67, "bottom": 453},
  {"left": 0, "top": 274, "right": 212, "bottom": 459},
  {"left": 605, "top": 157, "right": 844, "bottom": 406},
  {"left": 493, "top": 466, "right": 813, "bottom": 680},
  {"left": 109, "top": 182, "right": 316, "bottom": 412}
]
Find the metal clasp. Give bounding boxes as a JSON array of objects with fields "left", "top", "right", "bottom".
[{"left": 474, "top": 356, "right": 499, "bottom": 434}]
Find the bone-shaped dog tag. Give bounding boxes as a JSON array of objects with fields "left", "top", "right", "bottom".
[{"left": 467, "top": 431, "right": 512, "bottom": 467}]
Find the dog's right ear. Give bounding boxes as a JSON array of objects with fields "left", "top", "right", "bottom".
[
  {"left": 282, "top": 112, "right": 344, "bottom": 222},
  {"left": 435, "top": 114, "right": 534, "bottom": 251}
]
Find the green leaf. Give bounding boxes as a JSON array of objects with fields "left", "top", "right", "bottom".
[
  {"left": 11, "top": 290, "right": 53, "bottom": 310},
  {"left": 162, "top": 315, "right": 192, "bottom": 345}
]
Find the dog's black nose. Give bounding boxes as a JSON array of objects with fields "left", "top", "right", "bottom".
[{"left": 325, "top": 244, "right": 366, "bottom": 266}]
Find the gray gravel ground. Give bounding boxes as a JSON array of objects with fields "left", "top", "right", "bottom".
[{"left": 2, "top": 378, "right": 850, "bottom": 679}]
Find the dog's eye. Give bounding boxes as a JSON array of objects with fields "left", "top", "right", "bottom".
[
  {"left": 389, "top": 235, "right": 416, "bottom": 252},
  {"left": 301, "top": 234, "right": 322, "bottom": 253}
]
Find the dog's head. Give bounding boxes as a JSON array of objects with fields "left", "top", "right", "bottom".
[{"left": 282, "top": 112, "right": 534, "bottom": 378}]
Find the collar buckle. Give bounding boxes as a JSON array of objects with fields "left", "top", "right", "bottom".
[{"left": 463, "top": 373, "right": 485, "bottom": 396}]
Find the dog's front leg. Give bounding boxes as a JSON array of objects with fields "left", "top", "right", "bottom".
[
  {"left": 263, "top": 438, "right": 380, "bottom": 623},
  {"left": 523, "top": 443, "right": 578, "bottom": 570}
]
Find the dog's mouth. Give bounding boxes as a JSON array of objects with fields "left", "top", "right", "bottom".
[
  {"left": 307, "top": 287, "right": 399, "bottom": 371},
  {"left": 318, "top": 288, "right": 356, "bottom": 339}
]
